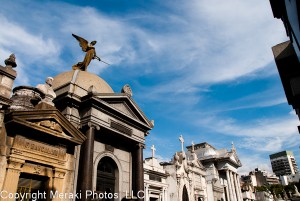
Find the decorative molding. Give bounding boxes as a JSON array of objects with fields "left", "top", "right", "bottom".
[
  {"left": 105, "top": 144, "right": 114, "bottom": 152},
  {"left": 87, "top": 122, "right": 100, "bottom": 130},
  {"left": 33, "top": 165, "right": 42, "bottom": 175},
  {"left": 53, "top": 168, "right": 66, "bottom": 179}
]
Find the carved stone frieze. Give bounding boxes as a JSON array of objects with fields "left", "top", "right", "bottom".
[{"left": 12, "top": 135, "right": 66, "bottom": 161}]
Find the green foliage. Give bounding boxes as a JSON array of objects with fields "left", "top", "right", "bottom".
[
  {"left": 255, "top": 182, "right": 300, "bottom": 198},
  {"left": 285, "top": 183, "right": 296, "bottom": 194},
  {"left": 255, "top": 186, "right": 268, "bottom": 192},
  {"left": 269, "top": 184, "right": 284, "bottom": 195}
]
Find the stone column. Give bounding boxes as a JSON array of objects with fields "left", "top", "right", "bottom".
[
  {"left": 77, "top": 124, "right": 98, "bottom": 201},
  {"left": 0, "top": 158, "right": 24, "bottom": 201},
  {"left": 144, "top": 184, "right": 149, "bottom": 201},
  {"left": 230, "top": 171, "right": 237, "bottom": 201},
  {"left": 236, "top": 173, "right": 243, "bottom": 201},
  {"left": 132, "top": 143, "right": 144, "bottom": 201},
  {"left": 52, "top": 168, "right": 66, "bottom": 201},
  {"left": 225, "top": 184, "right": 230, "bottom": 201},
  {"left": 232, "top": 172, "right": 240, "bottom": 201},
  {"left": 163, "top": 187, "right": 168, "bottom": 201},
  {"left": 226, "top": 170, "right": 234, "bottom": 201}
]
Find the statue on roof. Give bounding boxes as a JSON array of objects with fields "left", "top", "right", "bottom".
[
  {"left": 72, "top": 34, "right": 109, "bottom": 71},
  {"left": 36, "top": 77, "right": 56, "bottom": 107},
  {"left": 4, "top": 54, "right": 17, "bottom": 68}
]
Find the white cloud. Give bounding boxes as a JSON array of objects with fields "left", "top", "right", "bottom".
[
  {"left": 238, "top": 153, "right": 272, "bottom": 175},
  {"left": 199, "top": 113, "right": 299, "bottom": 138},
  {"left": 0, "top": 0, "right": 287, "bottom": 89}
]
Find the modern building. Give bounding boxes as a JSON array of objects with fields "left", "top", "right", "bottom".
[
  {"left": 0, "top": 53, "right": 154, "bottom": 201},
  {"left": 269, "top": 151, "right": 299, "bottom": 176},
  {"left": 280, "top": 173, "right": 300, "bottom": 185},
  {"left": 269, "top": 0, "right": 300, "bottom": 130}
]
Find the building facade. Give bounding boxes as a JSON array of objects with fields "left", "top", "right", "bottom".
[
  {"left": 187, "top": 142, "right": 243, "bottom": 201},
  {"left": 0, "top": 54, "right": 154, "bottom": 201},
  {"left": 145, "top": 137, "right": 243, "bottom": 201},
  {"left": 144, "top": 145, "right": 169, "bottom": 201},
  {"left": 269, "top": 151, "right": 299, "bottom": 176},
  {"left": 269, "top": 0, "right": 300, "bottom": 130}
]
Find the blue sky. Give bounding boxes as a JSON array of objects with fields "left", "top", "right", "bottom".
[{"left": 0, "top": 0, "right": 298, "bottom": 175}]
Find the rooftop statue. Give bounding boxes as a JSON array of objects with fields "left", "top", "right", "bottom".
[
  {"left": 72, "top": 34, "right": 109, "bottom": 71},
  {"left": 4, "top": 53, "right": 17, "bottom": 68},
  {"left": 36, "top": 77, "right": 56, "bottom": 107}
]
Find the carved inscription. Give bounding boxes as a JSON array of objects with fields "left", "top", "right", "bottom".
[
  {"left": 13, "top": 135, "right": 66, "bottom": 160},
  {"left": 110, "top": 120, "right": 132, "bottom": 136}
]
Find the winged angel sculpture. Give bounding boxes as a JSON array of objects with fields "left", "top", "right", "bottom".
[{"left": 72, "top": 34, "right": 109, "bottom": 71}]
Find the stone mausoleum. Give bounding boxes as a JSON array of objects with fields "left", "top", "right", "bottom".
[
  {"left": 0, "top": 53, "right": 153, "bottom": 201},
  {"left": 143, "top": 136, "right": 243, "bottom": 201}
]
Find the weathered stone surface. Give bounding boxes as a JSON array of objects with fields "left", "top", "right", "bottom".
[{"left": 10, "top": 86, "right": 42, "bottom": 110}]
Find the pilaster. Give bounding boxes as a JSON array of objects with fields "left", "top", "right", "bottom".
[
  {"left": 52, "top": 168, "right": 66, "bottom": 201},
  {"left": 0, "top": 158, "right": 24, "bottom": 201}
]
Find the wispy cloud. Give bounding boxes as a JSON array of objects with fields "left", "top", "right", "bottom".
[
  {"left": 0, "top": 0, "right": 296, "bottom": 173},
  {"left": 238, "top": 153, "right": 272, "bottom": 175},
  {"left": 197, "top": 112, "right": 299, "bottom": 138}
]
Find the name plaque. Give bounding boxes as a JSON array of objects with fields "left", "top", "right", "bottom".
[{"left": 13, "top": 135, "right": 66, "bottom": 160}]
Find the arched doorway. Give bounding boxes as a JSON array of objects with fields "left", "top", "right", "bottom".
[
  {"left": 182, "top": 185, "right": 189, "bottom": 201},
  {"left": 97, "top": 156, "right": 118, "bottom": 200}
]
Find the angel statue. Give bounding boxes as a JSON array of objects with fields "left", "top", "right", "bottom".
[{"left": 72, "top": 34, "right": 109, "bottom": 71}]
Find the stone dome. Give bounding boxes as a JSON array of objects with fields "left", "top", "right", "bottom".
[{"left": 52, "top": 70, "right": 114, "bottom": 97}]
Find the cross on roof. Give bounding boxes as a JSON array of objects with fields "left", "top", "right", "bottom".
[
  {"left": 191, "top": 141, "right": 195, "bottom": 153},
  {"left": 231, "top": 141, "right": 236, "bottom": 152},
  {"left": 151, "top": 145, "right": 156, "bottom": 158},
  {"left": 179, "top": 135, "right": 184, "bottom": 152}
]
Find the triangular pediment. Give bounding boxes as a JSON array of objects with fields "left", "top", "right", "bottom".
[
  {"left": 5, "top": 109, "right": 86, "bottom": 145},
  {"left": 110, "top": 102, "right": 139, "bottom": 120},
  {"left": 93, "top": 94, "right": 154, "bottom": 129},
  {"left": 230, "top": 151, "right": 242, "bottom": 167}
]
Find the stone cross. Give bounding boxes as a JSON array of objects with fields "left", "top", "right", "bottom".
[
  {"left": 151, "top": 145, "right": 156, "bottom": 158},
  {"left": 231, "top": 141, "right": 236, "bottom": 152},
  {"left": 191, "top": 141, "right": 195, "bottom": 153},
  {"left": 179, "top": 135, "right": 184, "bottom": 152}
]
